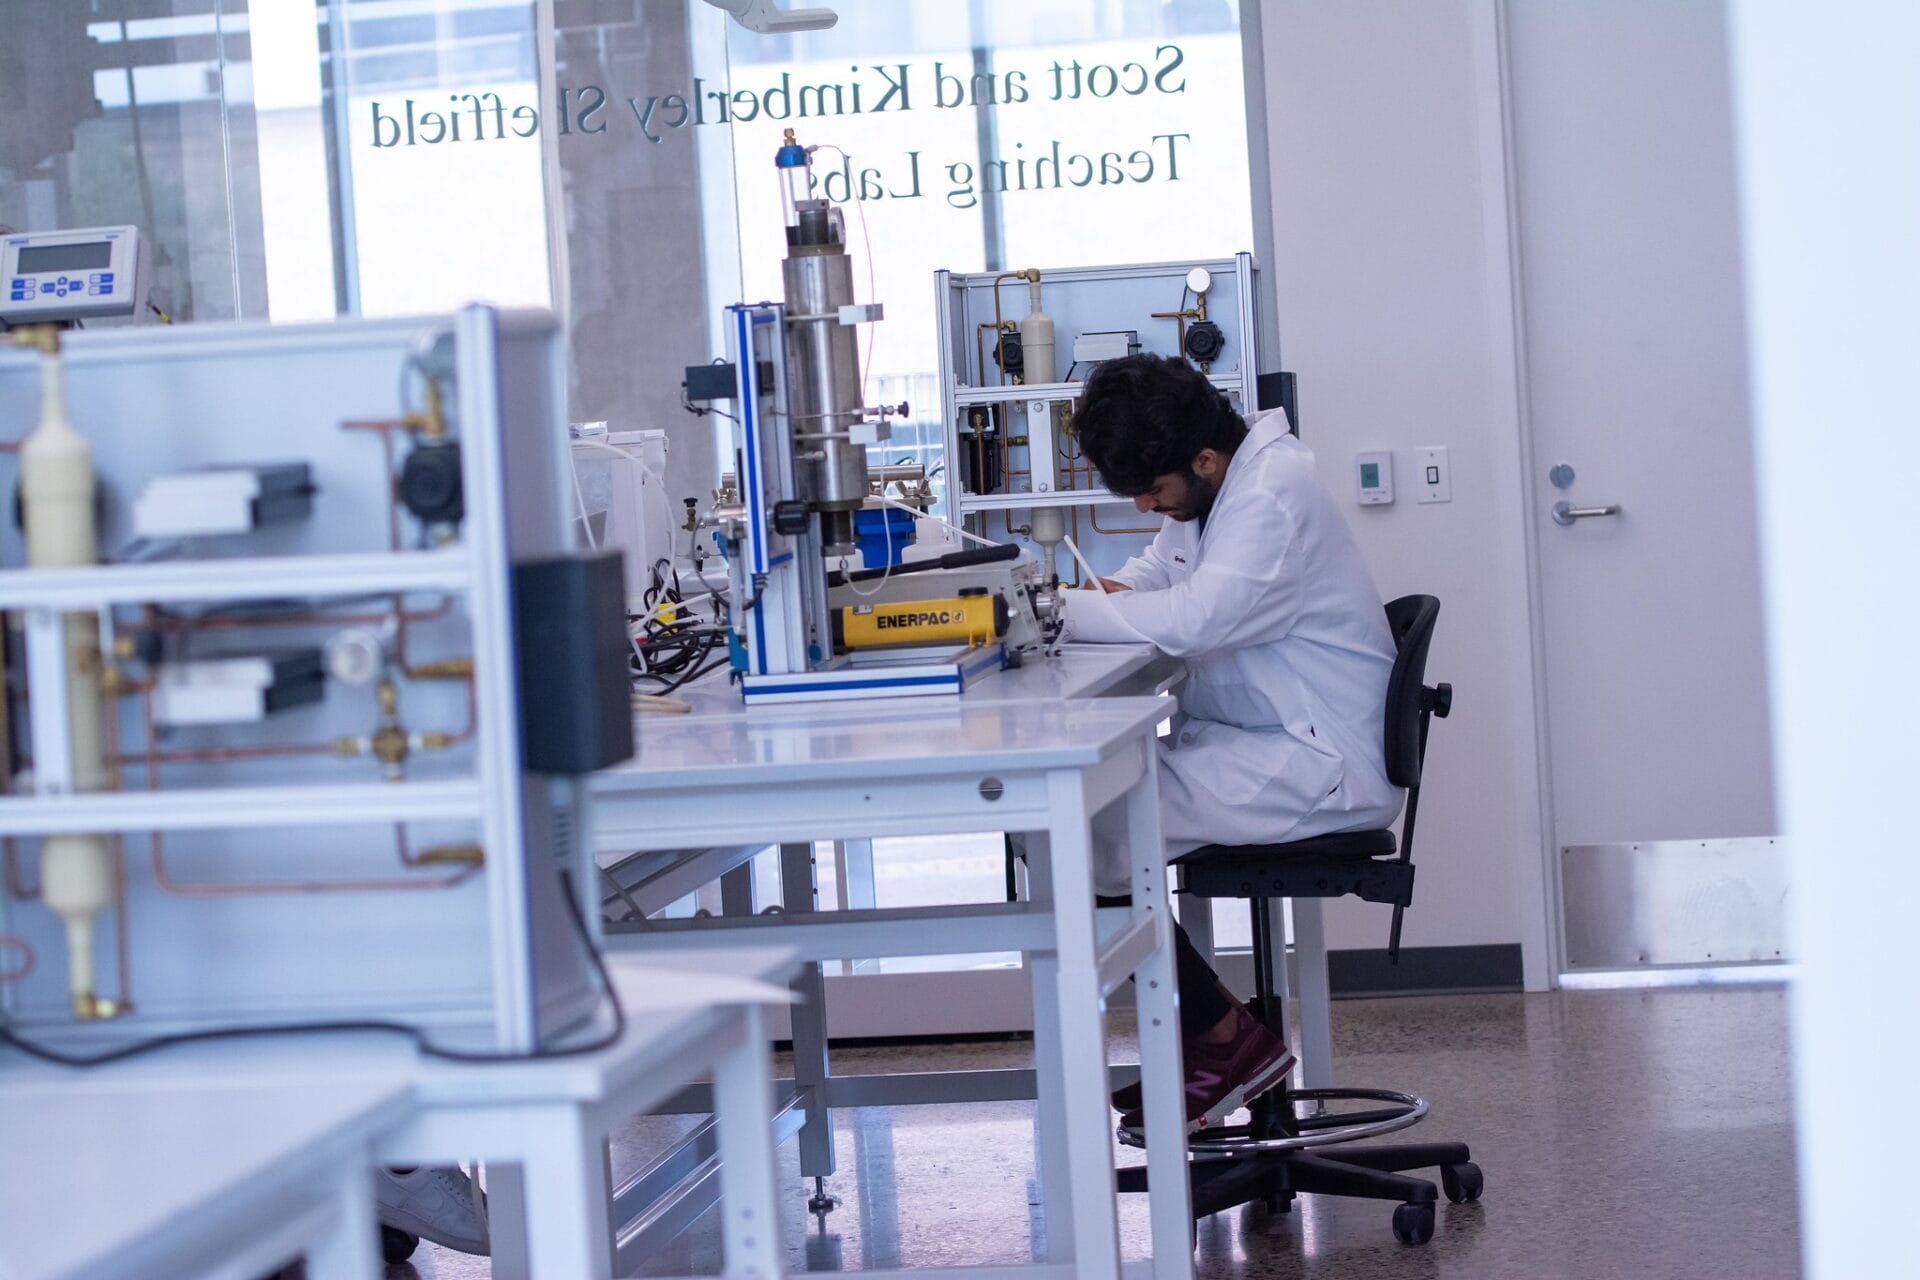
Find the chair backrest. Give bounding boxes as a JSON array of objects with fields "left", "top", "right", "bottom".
[{"left": 1381, "top": 595, "right": 1441, "bottom": 789}]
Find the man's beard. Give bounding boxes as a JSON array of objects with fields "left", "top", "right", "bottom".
[{"left": 1167, "top": 467, "right": 1219, "bottom": 522}]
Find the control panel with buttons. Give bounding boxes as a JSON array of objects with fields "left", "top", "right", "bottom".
[{"left": 1, "top": 225, "right": 148, "bottom": 326}]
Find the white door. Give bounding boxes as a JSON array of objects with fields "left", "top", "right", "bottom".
[{"left": 1505, "top": 1, "right": 1782, "bottom": 973}]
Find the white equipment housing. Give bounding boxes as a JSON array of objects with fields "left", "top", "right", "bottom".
[
  {"left": 0, "top": 307, "right": 604, "bottom": 1054},
  {"left": 572, "top": 427, "right": 673, "bottom": 608}
]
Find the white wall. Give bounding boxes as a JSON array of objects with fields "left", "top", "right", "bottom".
[
  {"left": 1729, "top": 6, "right": 1920, "bottom": 1274},
  {"left": 1259, "top": 1, "right": 1553, "bottom": 984}
]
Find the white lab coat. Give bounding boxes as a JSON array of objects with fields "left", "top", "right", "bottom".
[{"left": 1061, "top": 409, "right": 1403, "bottom": 895}]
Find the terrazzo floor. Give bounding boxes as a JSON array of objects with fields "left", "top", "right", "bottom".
[{"left": 388, "top": 983, "right": 1800, "bottom": 1279}]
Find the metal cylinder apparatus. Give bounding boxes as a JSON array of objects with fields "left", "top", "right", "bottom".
[
  {"left": 777, "top": 136, "right": 870, "bottom": 556},
  {"left": 13, "top": 326, "right": 116, "bottom": 1019}
]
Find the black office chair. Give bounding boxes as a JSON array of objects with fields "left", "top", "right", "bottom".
[{"left": 1116, "top": 594, "right": 1482, "bottom": 1246}]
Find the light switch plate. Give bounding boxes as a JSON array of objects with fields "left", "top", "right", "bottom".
[
  {"left": 1355, "top": 450, "right": 1393, "bottom": 505},
  {"left": 1415, "top": 445, "right": 1451, "bottom": 503}
]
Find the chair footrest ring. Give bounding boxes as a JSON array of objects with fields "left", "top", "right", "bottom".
[{"left": 1116, "top": 1086, "right": 1428, "bottom": 1154}]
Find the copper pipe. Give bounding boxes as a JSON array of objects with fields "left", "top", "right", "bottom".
[
  {"left": 138, "top": 682, "right": 475, "bottom": 895},
  {"left": 446, "top": 675, "right": 478, "bottom": 746},
  {"left": 0, "top": 934, "right": 32, "bottom": 981},
  {"left": 119, "top": 602, "right": 344, "bottom": 765},
  {"left": 147, "top": 831, "right": 480, "bottom": 895},
  {"left": 0, "top": 619, "right": 26, "bottom": 898},
  {"left": 0, "top": 439, "right": 20, "bottom": 453},
  {"left": 2, "top": 839, "right": 37, "bottom": 900},
  {"left": 114, "top": 740, "right": 341, "bottom": 766},
  {"left": 1089, "top": 505, "right": 1158, "bottom": 536},
  {"left": 1071, "top": 420, "right": 1155, "bottom": 535},
  {"left": 100, "top": 671, "right": 133, "bottom": 1008},
  {"left": 112, "top": 672, "right": 474, "bottom": 768},
  {"left": 143, "top": 595, "right": 455, "bottom": 633},
  {"left": 109, "top": 833, "right": 132, "bottom": 1007},
  {"left": 974, "top": 323, "right": 1002, "bottom": 396},
  {"left": 341, "top": 419, "right": 405, "bottom": 553}
]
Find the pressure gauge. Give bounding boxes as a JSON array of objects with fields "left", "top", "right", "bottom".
[
  {"left": 326, "top": 628, "right": 387, "bottom": 687},
  {"left": 1185, "top": 267, "right": 1212, "bottom": 296}
]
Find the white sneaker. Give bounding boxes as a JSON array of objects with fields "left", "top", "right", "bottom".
[{"left": 374, "top": 1165, "right": 490, "bottom": 1255}]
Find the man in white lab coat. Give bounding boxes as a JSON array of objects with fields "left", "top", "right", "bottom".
[{"left": 1059, "top": 354, "right": 1402, "bottom": 1137}]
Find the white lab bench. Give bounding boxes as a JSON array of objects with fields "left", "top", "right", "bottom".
[
  {"left": 591, "top": 645, "right": 1197, "bottom": 1280},
  {"left": 0, "top": 949, "right": 798, "bottom": 1280},
  {"left": 0, "top": 1064, "right": 411, "bottom": 1280},
  {"left": 381, "top": 948, "right": 799, "bottom": 1280}
]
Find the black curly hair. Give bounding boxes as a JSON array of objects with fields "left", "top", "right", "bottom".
[{"left": 1071, "top": 354, "right": 1246, "bottom": 497}]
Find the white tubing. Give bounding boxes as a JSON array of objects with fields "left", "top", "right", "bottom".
[{"left": 19, "top": 340, "right": 113, "bottom": 1017}]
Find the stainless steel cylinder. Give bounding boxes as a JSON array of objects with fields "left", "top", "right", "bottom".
[
  {"left": 817, "top": 509, "right": 856, "bottom": 556},
  {"left": 782, "top": 203, "right": 869, "bottom": 522}
]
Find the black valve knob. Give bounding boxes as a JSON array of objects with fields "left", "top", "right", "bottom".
[
  {"left": 1184, "top": 320, "right": 1226, "bottom": 365},
  {"left": 992, "top": 331, "right": 1024, "bottom": 378},
  {"left": 771, "top": 500, "right": 810, "bottom": 536},
  {"left": 399, "top": 441, "right": 464, "bottom": 525}
]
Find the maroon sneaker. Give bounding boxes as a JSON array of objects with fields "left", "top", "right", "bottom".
[{"left": 1116, "top": 1005, "right": 1296, "bottom": 1140}]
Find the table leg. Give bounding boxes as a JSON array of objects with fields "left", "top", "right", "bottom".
[
  {"left": 302, "top": 1160, "right": 379, "bottom": 1280},
  {"left": 720, "top": 862, "right": 756, "bottom": 917},
  {"left": 1124, "top": 768, "right": 1194, "bottom": 1280},
  {"left": 714, "top": 1006, "right": 784, "bottom": 1278},
  {"left": 1293, "top": 897, "right": 1335, "bottom": 1090},
  {"left": 1176, "top": 862, "right": 1216, "bottom": 965},
  {"left": 780, "top": 841, "right": 836, "bottom": 1183},
  {"left": 1045, "top": 769, "right": 1124, "bottom": 1280},
  {"left": 486, "top": 1163, "right": 532, "bottom": 1280},
  {"left": 839, "top": 838, "right": 876, "bottom": 912},
  {"left": 1022, "top": 830, "right": 1074, "bottom": 1264},
  {"left": 518, "top": 1108, "right": 614, "bottom": 1278}
]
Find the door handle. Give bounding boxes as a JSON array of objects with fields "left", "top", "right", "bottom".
[{"left": 1551, "top": 501, "right": 1621, "bottom": 526}]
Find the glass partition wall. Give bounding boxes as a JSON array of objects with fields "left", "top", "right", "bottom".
[{"left": 0, "top": 0, "right": 1264, "bottom": 1034}]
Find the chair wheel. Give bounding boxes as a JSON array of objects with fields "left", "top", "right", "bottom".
[
  {"left": 1392, "top": 1201, "right": 1435, "bottom": 1245},
  {"left": 380, "top": 1225, "right": 419, "bottom": 1263},
  {"left": 1441, "top": 1161, "right": 1484, "bottom": 1203}
]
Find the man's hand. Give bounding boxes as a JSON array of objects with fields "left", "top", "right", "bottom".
[{"left": 1081, "top": 577, "right": 1131, "bottom": 592}]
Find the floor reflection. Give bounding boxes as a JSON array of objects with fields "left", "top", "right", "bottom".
[{"left": 395, "top": 985, "right": 1798, "bottom": 1279}]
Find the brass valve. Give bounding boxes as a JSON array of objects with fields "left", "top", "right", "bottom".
[
  {"left": 415, "top": 843, "right": 484, "bottom": 868},
  {"left": 371, "top": 723, "right": 409, "bottom": 772},
  {"left": 403, "top": 657, "right": 473, "bottom": 681},
  {"left": 72, "top": 993, "right": 122, "bottom": 1020},
  {"left": 8, "top": 325, "right": 61, "bottom": 355},
  {"left": 363, "top": 677, "right": 409, "bottom": 778},
  {"left": 403, "top": 377, "right": 448, "bottom": 439}
]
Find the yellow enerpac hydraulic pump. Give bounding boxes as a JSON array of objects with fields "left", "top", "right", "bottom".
[{"left": 832, "top": 588, "right": 1009, "bottom": 652}]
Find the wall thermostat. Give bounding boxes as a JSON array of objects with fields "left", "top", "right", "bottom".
[
  {"left": 2, "top": 225, "right": 150, "bottom": 326},
  {"left": 1356, "top": 450, "right": 1394, "bottom": 505}
]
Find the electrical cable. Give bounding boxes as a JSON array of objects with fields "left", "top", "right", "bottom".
[
  {"left": 570, "top": 437, "right": 643, "bottom": 465},
  {"left": 0, "top": 870, "right": 626, "bottom": 1069},
  {"left": 568, "top": 449, "right": 599, "bottom": 550},
  {"left": 844, "top": 496, "right": 896, "bottom": 599},
  {"left": 874, "top": 493, "right": 1008, "bottom": 552},
  {"left": 804, "top": 142, "right": 879, "bottom": 396},
  {"left": 628, "top": 558, "right": 731, "bottom": 693}
]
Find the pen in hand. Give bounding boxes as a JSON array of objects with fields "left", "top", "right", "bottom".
[{"left": 1060, "top": 534, "right": 1111, "bottom": 593}]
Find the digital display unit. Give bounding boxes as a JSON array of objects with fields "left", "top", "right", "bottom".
[
  {"left": 17, "top": 241, "right": 114, "bottom": 273},
  {"left": 2, "top": 226, "right": 148, "bottom": 325}
]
